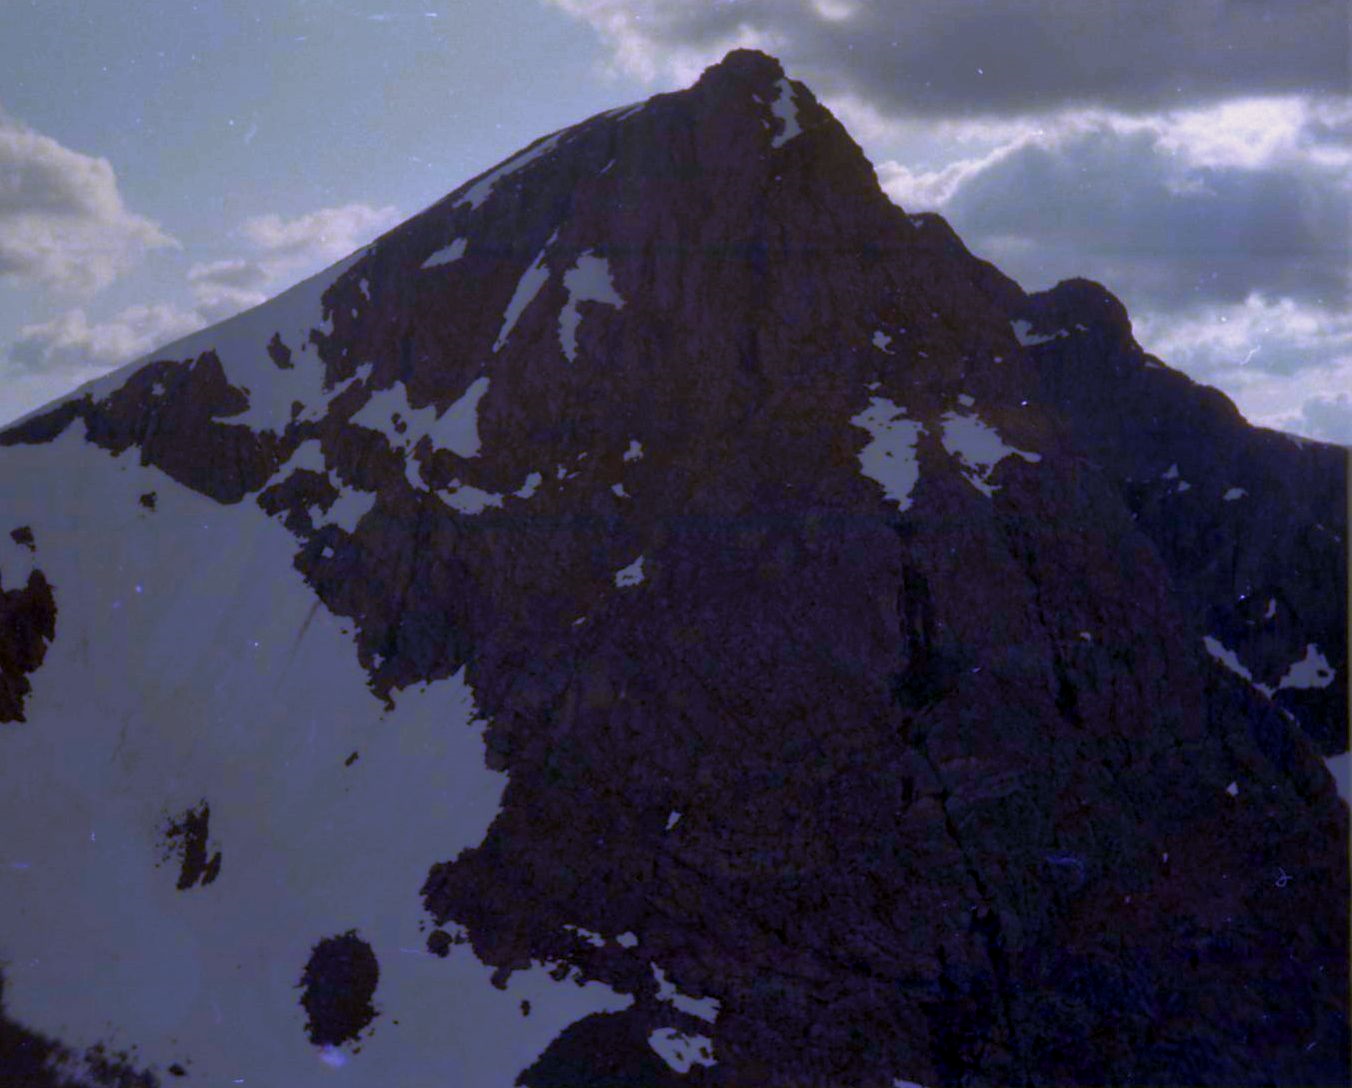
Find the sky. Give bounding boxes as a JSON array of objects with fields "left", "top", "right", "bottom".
[{"left": 2, "top": 0, "right": 1348, "bottom": 442}]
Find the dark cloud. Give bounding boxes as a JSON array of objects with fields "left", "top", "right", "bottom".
[
  {"left": 926, "top": 122, "right": 1349, "bottom": 310},
  {"left": 551, "top": 0, "right": 1346, "bottom": 117},
  {"left": 1295, "top": 392, "right": 1352, "bottom": 444}
]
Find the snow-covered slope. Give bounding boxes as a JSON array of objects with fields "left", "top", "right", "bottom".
[{"left": 0, "top": 423, "right": 628, "bottom": 1084}]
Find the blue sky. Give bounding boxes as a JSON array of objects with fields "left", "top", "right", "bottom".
[{"left": 3, "top": 0, "right": 1348, "bottom": 441}]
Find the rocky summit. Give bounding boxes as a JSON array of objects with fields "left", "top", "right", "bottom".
[{"left": 0, "top": 49, "right": 1347, "bottom": 1088}]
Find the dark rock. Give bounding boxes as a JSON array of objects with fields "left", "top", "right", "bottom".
[{"left": 298, "top": 930, "right": 380, "bottom": 1048}]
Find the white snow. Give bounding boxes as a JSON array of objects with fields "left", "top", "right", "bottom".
[
  {"left": 1325, "top": 753, "right": 1351, "bottom": 804},
  {"left": 0, "top": 422, "right": 630, "bottom": 1086},
  {"left": 938, "top": 411, "right": 1041, "bottom": 497},
  {"left": 314, "top": 484, "right": 376, "bottom": 533},
  {"left": 872, "top": 331, "right": 893, "bottom": 353},
  {"left": 1010, "top": 319, "right": 1056, "bottom": 347},
  {"left": 1162, "top": 463, "right": 1180, "bottom": 480},
  {"left": 614, "top": 555, "right": 645, "bottom": 588},
  {"left": 1225, "top": 781, "right": 1240, "bottom": 797},
  {"left": 1223, "top": 487, "right": 1248, "bottom": 501},
  {"left": 1265, "top": 598, "right": 1277, "bottom": 620},
  {"left": 652, "top": 964, "right": 720, "bottom": 1022},
  {"left": 41, "top": 249, "right": 370, "bottom": 436},
  {"left": 457, "top": 130, "right": 569, "bottom": 210},
  {"left": 893, "top": 1079, "right": 931, "bottom": 1088},
  {"left": 612, "top": 482, "right": 630, "bottom": 498},
  {"left": 421, "top": 237, "right": 468, "bottom": 269},
  {"left": 494, "top": 245, "right": 552, "bottom": 352},
  {"left": 1175, "top": 480, "right": 1192, "bottom": 493},
  {"left": 1277, "top": 643, "right": 1336, "bottom": 690},
  {"left": 1202, "top": 635, "right": 1274, "bottom": 697},
  {"left": 563, "top": 924, "right": 606, "bottom": 949},
  {"left": 648, "top": 1028, "right": 716, "bottom": 1074},
  {"left": 351, "top": 376, "right": 491, "bottom": 487},
  {"left": 850, "top": 398, "right": 925, "bottom": 511},
  {"left": 666, "top": 811, "right": 681, "bottom": 830},
  {"left": 616, "top": 931, "right": 639, "bottom": 948},
  {"left": 769, "top": 77, "right": 802, "bottom": 148},
  {"left": 622, "top": 440, "right": 643, "bottom": 462},
  {"left": 559, "top": 252, "right": 625, "bottom": 362},
  {"left": 440, "top": 480, "right": 505, "bottom": 515},
  {"left": 516, "top": 472, "right": 544, "bottom": 500},
  {"left": 957, "top": 394, "right": 975, "bottom": 407}
]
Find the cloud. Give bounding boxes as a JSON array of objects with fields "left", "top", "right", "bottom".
[
  {"left": 10, "top": 304, "right": 204, "bottom": 375},
  {"left": 186, "top": 258, "right": 270, "bottom": 321},
  {"left": 1291, "top": 393, "right": 1352, "bottom": 444},
  {"left": 895, "top": 100, "right": 1350, "bottom": 312},
  {"left": 241, "top": 203, "right": 399, "bottom": 270},
  {"left": 0, "top": 111, "right": 177, "bottom": 293},
  {"left": 548, "top": 0, "right": 1346, "bottom": 117}
]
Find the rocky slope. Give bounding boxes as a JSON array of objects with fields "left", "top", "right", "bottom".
[{"left": 0, "top": 49, "right": 1346, "bottom": 1087}]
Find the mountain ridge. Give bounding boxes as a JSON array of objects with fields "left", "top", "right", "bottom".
[{"left": 0, "top": 48, "right": 1346, "bottom": 1088}]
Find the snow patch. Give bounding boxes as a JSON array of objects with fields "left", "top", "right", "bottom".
[
  {"left": 1265, "top": 598, "right": 1277, "bottom": 620},
  {"left": 769, "top": 78, "right": 802, "bottom": 148},
  {"left": 1202, "top": 635, "right": 1273, "bottom": 697},
  {"left": 648, "top": 1028, "right": 716, "bottom": 1074},
  {"left": 1223, "top": 487, "right": 1248, "bottom": 501},
  {"left": 1325, "top": 753, "right": 1351, "bottom": 804},
  {"left": 563, "top": 924, "right": 606, "bottom": 949},
  {"left": 622, "top": 440, "right": 643, "bottom": 462},
  {"left": 1010, "top": 319, "right": 1056, "bottom": 347},
  {"left": 1277, "top": 644, "right": 1336, "bottom": 690},
  {"left": 421, "top": 237, "right": 467, "bottom": 269},
  {"left": 351, "top": 376, "right": 491, "bottom": 483},
  {"left": 616, "top": 931, "right": 639, "bottom": 948},
  {"left": 957, "top": 394, "right": 975, "bottom": 407},
  {"left": 457, "top": 130, "right": 569, "bottom": 210},
  {"left": 559, "top": 252, "right": 624, "bottom": 362},
  {"left": 939, "top": 411, "right": 1041, "bottom": 497},
  {"left": 614, "top": 556, "right": 645, "bottom": 588},
  {"left": 872, "top": 331, "right": 893, "bottom": 353},
  {"left": 652, "top": 964, "right": 720, "bottom": 1023},
  {"left": 440, "top": 480, "right": 505, "bottom": 515},
  {"left": 666, "top": 811, "right": 681, "bottom": 830},
  {"left": 1225, "top": 781, "right": 1240, "bottom": 797},
  {"left": 495, "top": 245, "right": 553, "bottom": 353},
  {"left": 850, "top": 398, "right": 924, "bottom": 511},
  {"left": 612, "top": 482, "right": 629, "bottom": 499}
]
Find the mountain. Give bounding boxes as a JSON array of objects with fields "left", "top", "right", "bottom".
[{"left": 0, "top": 49, "right": 1346, "bottom": 1088}]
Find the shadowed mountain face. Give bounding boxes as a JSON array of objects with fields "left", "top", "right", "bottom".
[{"left": 0, "top": 49, "right": 1346, "bottom": 1088}]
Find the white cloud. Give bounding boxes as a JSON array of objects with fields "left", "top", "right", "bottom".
[
  {"left": 241, "top": 203, "right": 399, "bottom": 270},
  {"left": 9, "top": 303, "right": 204, "bottom": 375},
  {"left": 0, "top": 111, "right": 177, "bottom": 293},
  {"left": 186, "top": 258, "right": 270, "bottom": 321}
]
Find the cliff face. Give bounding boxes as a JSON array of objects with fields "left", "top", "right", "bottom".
[{"left": 0, "top": 49, "right": 1346, "bottom": 1088}]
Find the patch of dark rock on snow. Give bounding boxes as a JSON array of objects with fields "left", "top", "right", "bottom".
[
  {"left": 517, "top": 1011, "right": 692, "bottom": 1088},
  {"left": 9, "top": 525, "right": 35, "bottom": 551},
  {"left": 267, "top": 331, "right": 294, "bottom": 369},
  {"left": 298, "top": 930, "right": 380, "bottom": 1048},
  {"left": 0, "top": 970, "right": 161, "bottom": 1087},
  {"left": 137, "top": 492, "right": 156, "bottom": 511},
  {"left": 157, "top": 801, "right": 222, "bottom": 890},
  {"left": 0, "top": 568, "right": 57, "bottom": 723}
]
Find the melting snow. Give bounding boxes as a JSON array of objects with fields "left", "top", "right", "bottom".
[
  {"left": 0, "top": 423, "right": 630, "bottom": 1085},
  {"left": 1010, "top": 319, "right": 1057, "bottom": 347},
  {"left": 563, "top": 924, "right": 606, "bottom": 949},
  {"left": 769, "top": 77, "right": 802, "bottom": 148},
  {"left": 938, "top": 411, "right": 1041, "bottom": 497},
  {"left": 559, "top": 252, "right": 624, "bottom": 362},
  {"left": 1223, "top": 487, "right": 1248, "bottom": 501},
  {"left": 622, "top": 440, "right": 643, "bottom": 462},
  {"left": 351, "top": 376, "right": 491, "bottom": 487},
  {"left": 457, "top": 130, "right": 569, "bottom": 210},
  {"left": 615, "top": 556, "right": 645, "bottom": 588},
  {"left": 648, "top": 1028, "right": 716, "bottom": 1074},
  {"left": 495, "top": 244, "right": 553, "bottom": 353},
  {"left": 850, "top": 398, "right": 924, "bottom": 511},
  {"left": 421, "top": 237, "right": 467, "bottom": 269},
  {"left": 957, "top": 394, "right": 975, "bottom": 407},
  {"left": 612, "top": 482, "right": 629, "bottom": 498},
  {"left": 872, "top": 331, "right": 893, "bottom": 353},
  {"left": 440, "top": 480, "right": 505, "bottom": 515},
  {"left": 1277, "top": 644, "right": 1336, "bottom": 690},
  {"left": 516, "top": 472, "right": 543, "bottom": 500},
  {"left": 615, "top": 931, "right": 639, "bottom": 949}
]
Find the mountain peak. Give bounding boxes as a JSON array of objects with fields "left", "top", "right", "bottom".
[{"left": 696, "top": 47, "right": 787, "bottom": 89}]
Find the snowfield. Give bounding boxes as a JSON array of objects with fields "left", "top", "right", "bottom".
[{"left": 0, "top": 422, "right": 629, "bottom": 1085}]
